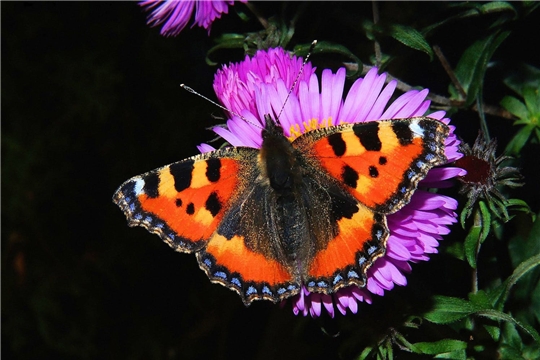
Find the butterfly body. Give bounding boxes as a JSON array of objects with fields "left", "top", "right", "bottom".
[{"left": 114, "top": 116, "right": 449, "bottom": 305}]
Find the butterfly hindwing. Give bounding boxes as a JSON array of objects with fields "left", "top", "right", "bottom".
[
  {"left": 303, "top": 204, "right": 389, "bottom": 293},
  {"left": 197, "top": 232, "right": 299, "bottom": 305},
  {"left": 196, "top": 177, "right": 303, "bottom": 304}
]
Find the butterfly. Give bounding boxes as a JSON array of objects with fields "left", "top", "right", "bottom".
[{"left": 113, "top": 114, "right": 449, "bottom": 305}]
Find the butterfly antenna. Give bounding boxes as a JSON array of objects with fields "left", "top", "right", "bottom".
[
  {"left": 180, "top": 84, "right": 262, "bottom": 130},
  {"left": 276, "top": 40, "right": 318, "bottom": 122}
]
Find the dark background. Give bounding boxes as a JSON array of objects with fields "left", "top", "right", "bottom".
[{"left": 3, "top": 2, "right": 539, "bottom": 359}]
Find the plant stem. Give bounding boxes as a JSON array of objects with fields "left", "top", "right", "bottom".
[{"left": 372, "top": 1, "right": 382, "bottom": 68}]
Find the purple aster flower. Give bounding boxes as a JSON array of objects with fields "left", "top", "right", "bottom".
[
  {"left": 140, "top": 0, "right": 246, "bottom": 37},
  {"left": 206, "top": 48, "right": 463, "bottom": 318}
]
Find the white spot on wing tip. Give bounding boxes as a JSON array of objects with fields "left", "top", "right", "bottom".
[
  {"left": 409, "top": 119, "right": 424, "bottom": 137},
  {"left": 133, "top": 178, "right": 145, "bottom": 195}
]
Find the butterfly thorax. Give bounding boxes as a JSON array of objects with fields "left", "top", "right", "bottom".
[
  {"left": 260, "top": 116, "right": 300, "bottom": 194},
  {"left": 258, "top": 115, "right": 313, "bottom": 265}
]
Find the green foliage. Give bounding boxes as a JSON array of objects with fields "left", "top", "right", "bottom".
[
  {"left": 451, "top": 31, "right": 510, "bottom": 106},
  {"left": 500, "top": 68, "right": 540, "bottom": 155}
]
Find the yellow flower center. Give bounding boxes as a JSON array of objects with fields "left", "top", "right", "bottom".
[{"left": 287, "top": 117, "right": 337, "bottom": 141}]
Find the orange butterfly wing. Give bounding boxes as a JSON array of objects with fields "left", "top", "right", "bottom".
[
  {"left": 300, "top": 117, "right": 449, "bottom": 212},
  {"left": 113, "top": 147, "right": 298, "bottom": 305},
  {"left": 293, "top": 117, "right": 449, "bottom": 292}
]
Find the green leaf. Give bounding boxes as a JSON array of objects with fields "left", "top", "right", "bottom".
[
  {"left": 506, "top": 198, "right": 535, "bottom": 219},
  {"left": 444, "top": 241, "right": 465, "bottom": 261},
  {"left": 411, "top": 339, "right": 467, "bottom": 355},
  {"left": 531, "top": 277, "right": 540, "bottom": 326},
  {"left": 389, "top": 24, "right": 433, "bottom": 60},
  {"left": 499, "top": 345, "right": 526, "bottom": 360},
  {"left": 505, "top": 199, "right": 529, "bottom": 208},
  {"left": 505, "top": 124, "right": 534, "bottom": 155},
  {"left": 483, "top": 324, "right": 501, "bottom": 341},
  {"left": 523, "top": 344, "right": 540, "bottom": 360},
  {"left": 508, "top": 210, "right": 540, "bottom": 265},
  {"left": 514, "top": 119, "right": 532, "bottom": 126},
  {"left": 235, "top": 9, "right": 250, "bottom": 22},
  {"left": 451, "top": 30, "right": 510, "bottom": 105},
  {"left": 423, "top": 296, "right": 483, "bottom": 324},
  {"left": 422, "top": 2, "right": 516, "bottom": 36},
  {"left": 499, "top": 345, "right": 527, "bottom": 360},
  {"left": 361, "top": 19, "right": 376, "bottom": 41},
  {"left": 523, "top": 85, "right": 540, "bottom": 116},
  {"left": 479, "top": 201, "right": 491, "bottom": 244},
  {"left": 433, "top": 350, "right": 467, "bottom": 359},
  {"left": 478, "top": 1, "right": 517, "bottom": 17},
  {"left": 464, "top": 225, "right": 481, "bottom": 268},
  {"left": 502, "top": 320, "right": 524, "bottom": 351},
  {"left": 500, "top": 96, "right": 528, "bottom": 119},
  {"left": 368, "top": 53, "right": 391, "bottom": 68},
  {"left": 423, "top": 294, "right": 540, "bottom": 343},
  {"left": 463, "top": 203, "right": 491, "bottom": 268},
  {"left": 490, "top": 252, "right": 540, "bottom": 310},
  {"left": 385, "top": 337, "right": 393, "bottom": 359},
  {"left": 469, "top": 290, "right": 492, "bottom": 308},
  {"left": 460, "top": 204, "right": 469, "bottom": 228},
  {"left": 504, "top": 64, "right": 540, "bottom": 97},
  {"left": 476, "top": 309, "right": 540, "bottom": 344},
  {"left": 357, "top": 346, "right": 374, "bottom": 360},
  {"left": 205, "top": 34, "right": 245, "bottom": 66},
  {"left": 487, "top": 196, "right": 509, "bottom": 221}
]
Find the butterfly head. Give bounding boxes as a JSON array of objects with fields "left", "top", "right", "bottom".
[{"left": 262, "top": 114, "right": 286, "bottom": 139}]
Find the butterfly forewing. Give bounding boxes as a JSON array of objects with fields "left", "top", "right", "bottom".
[{"left": 294, "top": 117, "right": 449, "bottom": 213}]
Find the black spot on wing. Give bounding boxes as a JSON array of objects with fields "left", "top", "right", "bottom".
[
  {"left": 170, "top": 160, "right": 193, "bottom": 192},
  {"left": 379, "top": 156, "right": 387, "bottom": 165},
  {"left": 392, "top": 121, "right": 414, "bottom": 145},
  {"left": 341, "top": 165, "right": 359, "bottom": 188},
  {"left": 175, "top": 198, "right": 182, "bottom": 207},
  {"left": 142, "top": 172, "right": 159, "bottom": 198},
  {"left": 186, "top": 202, "right": 195, "bottom": 215},
  {"left": 206, "top": 158, "right": 221, "bottom": 182},
  {"left": 205, "top": 192, "right": 222, "bottom": 217},
  {"left": 330, "top": 192, "right": 359, "bottom": 220},
  {"left": 327, "top": 133, "right": 346, "bottom": 156},
  {"left": 353, "top": 122, "right": 381, "bottom": 151},
  {"left": 369, "top": 166, "right": 379, "bottom": 178}
]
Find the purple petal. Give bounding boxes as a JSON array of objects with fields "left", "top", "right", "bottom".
[
  {"left": 386, "top": 237, "right": 412, "bottom": 261},
  {"left": 320, "top": 68, "right": 345, "bottom": 124},
  {"left": 197, "top": 143, "right": 216, "bottom": 153},
  {"left": 365, "top": 79, "right": 398, "bottom": 121}
]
